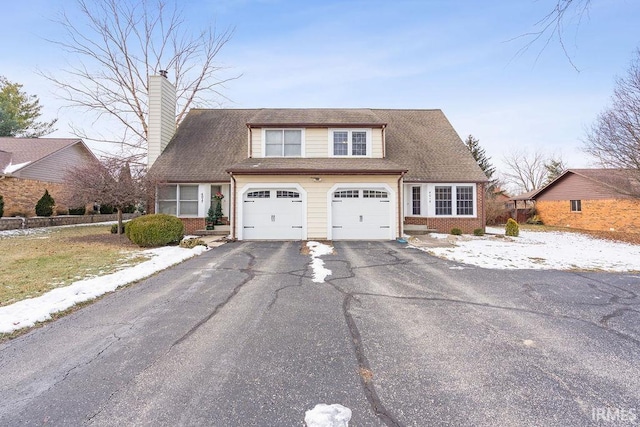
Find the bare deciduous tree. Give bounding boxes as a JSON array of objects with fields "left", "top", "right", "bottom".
[
  {"left": 515, "top": 0, "right": 591, "bottom": 70},
  {"left": 584, "top": 49, "right": 640, "bottom": 193},
  {"left": 41, "top": 0, "right": 237, "bottom": 162},
  {"left": 64, "top": 157, "right": 148, "bottom": 234},
  {"left": 502, "top": 150, "right": 565, "bottom": 193}
]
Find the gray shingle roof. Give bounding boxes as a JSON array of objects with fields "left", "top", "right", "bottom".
[
  {"left": 0, "top": 138, "right": 82, "bottom": 164},
  {"left": 532, "top": 168, "right": 640, "bottom": 198},
  {"left": 0, "top": 138, "right": 84, "bottom": 174},
  {"left": 149, "top": 108, "right": 488, "bottom": 183},
  {"left": 247, "top": 108, "right": 385, "bottom": 126}
]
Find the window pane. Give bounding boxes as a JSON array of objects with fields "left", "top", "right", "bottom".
[
  {"left": 284, "top": 143, "right": 301, "bottom": 156},
  {"left": 435, "top": 186, "right": 452, "bottom": 215},
  {"left": 247, "top": 191, "right": 270, "bottom": 198},
  {"left": 179, "top": 185, "right": 198, "bottom": 201},
  {"left": 265, "top": 130, "right": 282, "bottom": 144},
  {"left": 179, "top": 201, "right": 198, "bottom": 216},
  {"left": 333, "top": 131, "right": 348, "bottom": 155},
  {"left": 571, "top": 200, "right": 581, "bottom": 212},
  {"left": 363, "top": 190, "right": 387, "bottom": 198},
  {"left": 158, "top": 201, "right": 177, "bottom": 215},
  {"left": 334, "top": 190, "right": 359, "bottom": 198},
  {"left": 456, "top": 186, "right": 474, "bottom": 215},
  {"left": 352, "top": 131, "right": 367, "bottom": 156},
  {"left": 284, "top": 130, "right": 301, "bottom": 144},
  {"left": 412, "top": 187, "right": 421, "bottom": 215},
  {"left": 158, "top": 185, "right": 177, "bottom": 200},
  {"left": 265, "top": 130, "right": 282, "bottom": 156}
]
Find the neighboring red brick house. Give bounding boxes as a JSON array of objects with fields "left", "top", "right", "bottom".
[
  {"left": 0, "top": 138, "right": 99, "bottom": 216},
  {"left": 529, "top": 169, "right": 640, "bottom": 233}
]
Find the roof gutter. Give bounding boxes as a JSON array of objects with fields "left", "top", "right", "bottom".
[{"left": 226, "top": 168, "right": 408, "bottom": 176}]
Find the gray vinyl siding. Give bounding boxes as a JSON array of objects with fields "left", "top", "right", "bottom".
[
  {"left": 15, "top": 144, "right": 95, "bottom": 183},
  {"left": 536, "top": 173, "right": 631, "bottom": 201}
]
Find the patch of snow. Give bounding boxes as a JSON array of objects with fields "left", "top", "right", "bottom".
[
  {"left": 0, "top": 245, "right": 208, "bottom": 334},
  {"left": 305, "top": 403, "right": 352, "bottom": 427},
  {"left": 307, "top": 241, "right": 333, "bottom": 283},
  {"left": 3, "top": 160, "right": 31, "bottom": 174},
  {"left": 413, "top": 227, "right": 640, "bottom": 272}
]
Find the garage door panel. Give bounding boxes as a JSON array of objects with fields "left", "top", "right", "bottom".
[
  {"left": 243, "top": 189, "right": 304, "bottom": 240},
  {"left": 331, "top": 189, "right": 392, "bottom": 240}
]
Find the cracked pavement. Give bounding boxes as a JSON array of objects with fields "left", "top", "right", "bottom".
[{"left": 0, "top": 241, "right": 639, "bottom": 426}]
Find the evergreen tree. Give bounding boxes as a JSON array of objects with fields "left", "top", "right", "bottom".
[
  {"left": 0, "top": 76, "right": 56, "bottom": 137},
  {"left": 543, "top": 158, "right": 566, "bottom": 185},
  {"left": 35, "top": 190, "right": 55, "bottom": 217},
  {"left": 0, "top": 194, "right": 4, "bottom": 217},
  {"left": 464, "top": 135, "right": 498, "bottom": 193}
]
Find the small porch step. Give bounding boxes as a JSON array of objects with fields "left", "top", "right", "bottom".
[
  {"left": 403, "top": 224, "right": 438, "bottom": 235},
  {"left": 194, "top": 225, "right": 230, "bottom": 236}
]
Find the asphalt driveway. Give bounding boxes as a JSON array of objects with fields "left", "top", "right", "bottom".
[{"left": 1, "top": 241, "right": 639, "bottom": 426}]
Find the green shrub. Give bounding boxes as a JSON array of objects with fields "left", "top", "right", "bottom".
[
  {"left": 126, "top": 214, "right": 184, "bottom": 247},
  {"left": 69, "top": 206, "right": 86, "bottom": 215},
  {"left": 505, "top": 218, "right": 520, "bottom": 237},
  {"left": 99, "top": 204, "right": 115, "bottom": 214},
  {"left": 35, "top": 190, "right": 55, "bottom": 217},
  {"left": 450, "top": 227, "right": 463, "bottom": 236},
  {"left": 179, "top": 237, "right": 206, "bottom": 249},
  {"left": 0, "top": 194, "right": 4, "bottom": 217},
  {"left": 122, "top": 204, "right": 136, "bottom": 214},
  {"left": 473, "top": 228, "right": 485, "bottom": 236}
]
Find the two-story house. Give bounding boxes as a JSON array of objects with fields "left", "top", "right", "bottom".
[{"left": 147, "top": 74, "right": 487, "bottom": 240}]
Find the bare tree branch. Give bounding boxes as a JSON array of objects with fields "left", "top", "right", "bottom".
[
  {"left": 502, "top": 149, "right": 564, "bottom": 193},
  {"left": 584, "top": 49, "right": 640, "bottom": 196},
  {"left": 39, "top": 0, "right": 240, "bottom": 162},
  {"left": 511, "top": 0, "right": 591, "bottom": 71}
]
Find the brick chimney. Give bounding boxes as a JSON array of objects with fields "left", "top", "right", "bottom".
[{"left": 147, "top": 71, "right": 176, "bottom": 168}]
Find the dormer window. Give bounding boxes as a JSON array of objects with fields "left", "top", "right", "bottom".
[
  {"left": 330, "top": 129, "right": 370, "bottom": 157},
  {"left": 264, "top": 129, "right": 302, "bottom": 157}
]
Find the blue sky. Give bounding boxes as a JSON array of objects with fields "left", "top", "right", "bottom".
[{"left": 2, "top": 0, "right": 640, "bottom": 177}]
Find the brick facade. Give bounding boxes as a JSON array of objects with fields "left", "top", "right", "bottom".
[
  {"left": 0, "top": 177, "right": 69, "bottom": 217},
  {"left": 536, "top": 199, "right": 640, "bottom": 233}
]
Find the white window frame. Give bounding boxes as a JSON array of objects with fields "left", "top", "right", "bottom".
[
  {"left": 328, "top": 129, "right": 372, "bottom": 157},
  {"left": 157, "top": 184, "right": 199, "bottom": 217},
  {"left": 262, "top": 128, "right": 305, "bottom": 157},
  {"left": 406, "top": 183, "right": 477, "bottom": 218}
]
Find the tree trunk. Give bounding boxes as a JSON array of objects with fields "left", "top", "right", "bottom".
[{"left": 117, "top": 208, "right": 123, "bottom": 235}]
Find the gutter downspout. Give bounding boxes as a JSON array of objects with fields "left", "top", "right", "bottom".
[
  {"left": 382, "top": 124, "right": 387, "bottom": 158},
  {"left": 397, "top": 171, "right": 406, "bottom": 239},
  {"left": 230, "top": 172, "right": 237, "bottom": 240}
]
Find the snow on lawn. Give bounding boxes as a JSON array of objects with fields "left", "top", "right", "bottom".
[
  {"left": 307, "top": 241, "right": 333, "bottom": 283},
  {"left": 415, "top": 226, "right": 640, "bottom": 272},
  {"left": 0, "top": 245, "right": 208, "bottom": 334}
]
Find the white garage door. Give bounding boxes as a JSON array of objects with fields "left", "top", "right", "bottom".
[
  {"left": 331, "top": 189, "right": 392, "bottom": 240},
  {"left": 242, "top": 189, "right": 304, "bottom": 240}
]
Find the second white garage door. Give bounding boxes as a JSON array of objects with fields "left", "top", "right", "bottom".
[
  {"left": 331, "top": 189, "right": 392, "bottom": 240},
  {"left": 242, "top": 189, "right": 304, "bottom": 240}
]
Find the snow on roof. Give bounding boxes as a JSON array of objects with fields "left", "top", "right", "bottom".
[{"left": 2, "top": 160, "right": 31, "bottom": 175}]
